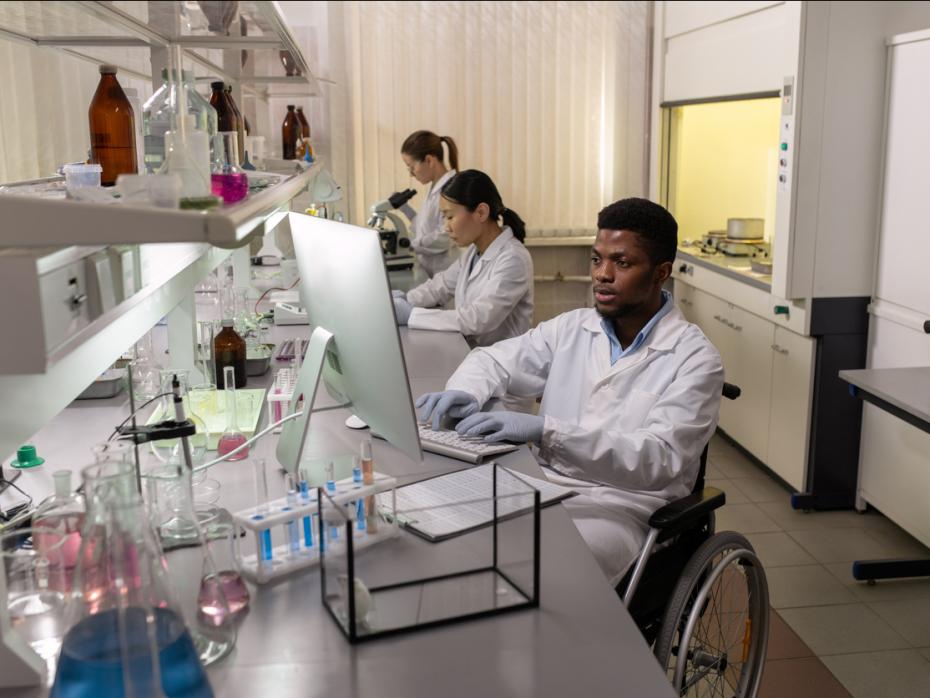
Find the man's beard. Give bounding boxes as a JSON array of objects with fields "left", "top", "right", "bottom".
[{"left": 595, "top": 300, "right": 643, "bottom": 320}]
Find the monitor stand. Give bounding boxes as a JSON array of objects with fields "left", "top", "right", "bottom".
[{"left": 275, "top": 326, "right": 350, "bottom": 483}]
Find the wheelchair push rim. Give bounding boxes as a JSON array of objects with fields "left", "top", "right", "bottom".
[{"left": 656, "top": 532, "right": 769, "bottom": 698}]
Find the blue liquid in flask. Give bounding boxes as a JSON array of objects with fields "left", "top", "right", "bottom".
[{"left": 51, "top": 607, "right": 213, "bottom": 698}]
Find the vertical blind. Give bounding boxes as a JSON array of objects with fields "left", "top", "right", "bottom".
[{"left": 335, "top": 1, "right": 650, "bottom": 235}]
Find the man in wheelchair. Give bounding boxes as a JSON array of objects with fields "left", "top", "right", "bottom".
[
  {"left": 417, "top": 197, "right": 724, "bottom": 585},
  {"left": 418, "top": 198, "right": 769, "bottom": 694}
]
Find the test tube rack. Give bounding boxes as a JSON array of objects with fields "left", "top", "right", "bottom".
[
  {"left": 266, "top": 365, "right": 298, "bottom": 433},
  {"left": 231, "top": 471, "right": 398, "bottom": 584}
]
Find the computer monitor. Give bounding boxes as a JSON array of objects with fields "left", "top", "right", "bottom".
[{"left": 275, "top": 212, "right": 422, "bottom": 480}]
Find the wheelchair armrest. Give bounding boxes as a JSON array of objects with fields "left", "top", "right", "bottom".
[{"left": 648, "top": 487, "right": 726, "bottom": 530}]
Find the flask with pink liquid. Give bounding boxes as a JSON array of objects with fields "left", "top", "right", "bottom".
[{"left": 217, "top": 366, "right": 248, "bottom": 460}]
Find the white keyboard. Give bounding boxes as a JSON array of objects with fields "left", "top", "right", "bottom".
[{"left": 417, "top": 424, "right": 519, "bottom": 464}]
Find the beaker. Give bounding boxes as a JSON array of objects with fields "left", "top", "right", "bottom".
[
  {"left": 217, "top": 366, "right": 248, "bottom": 460},
  {"left": 150, "top": 369, "right": 208, "bottom": 466},
  {"left": 56, "top": 460, "right": 215, "bottom": 697},
  {"left": 1, "top": 528, "right": 71, "bottom": 684},
  {"left": 197, "top": 509, "right": 250, "bottom": 626}
]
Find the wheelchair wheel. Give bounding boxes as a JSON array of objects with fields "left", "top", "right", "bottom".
[{"left": 654, "top": 531, "right": 769, "bottom": 697}]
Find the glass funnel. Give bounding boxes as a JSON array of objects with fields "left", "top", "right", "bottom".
[
  {"left": 150, "top": 370, "right": 208, "bottom": 466},
  {"left": 217, "top": 366, "right": 248, "bottom": 460},
  {"left": 55, "top": 461, "right": 215, "bottom": 697}
]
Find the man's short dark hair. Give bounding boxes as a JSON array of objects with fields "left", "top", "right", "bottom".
[{"left": 596, "top": 198, "right": 678, "bottom": 266}]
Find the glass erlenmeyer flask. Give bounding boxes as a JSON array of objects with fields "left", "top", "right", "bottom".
[
  {"left": 55, "top": 461, "right": 214, "bottom": 697},
  {"left": 217, "top": 367, "right": 248, "bottom": 460},
  {"left": 32, "top": 470, "right": 85, "bottom": 575},
  {"left": 196, "top": 509, "right": 250, "bottom": 626},
  {"left": 150, "top": 370, "right": 207, "bottom": 466}
]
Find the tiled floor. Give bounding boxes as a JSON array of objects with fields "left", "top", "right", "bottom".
[{"left": 707, "top": 434, "right": 930, "bottom": 698}]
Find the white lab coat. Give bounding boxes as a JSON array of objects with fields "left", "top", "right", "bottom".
[
  {"left": 405, "top": 169, "right": 457, "bottom": 277},
  {"left": 445, "top": 305, "right": 724, "bottom": 585},
  {"left": 406, "top": 227, "right": 534, "bottom": 348}
]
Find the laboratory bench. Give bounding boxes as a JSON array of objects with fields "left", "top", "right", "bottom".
[{"left": 1, "top": 320, "right": 675, "bottom": 698}]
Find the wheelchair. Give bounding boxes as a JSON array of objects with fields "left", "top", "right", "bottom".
[{"left": 617, "top": 383, "right": 769, "bottom": 697}]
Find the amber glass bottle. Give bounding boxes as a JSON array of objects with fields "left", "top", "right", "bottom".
[
  {"left": 210, "top": 82, "right": 240, "bottom": 138},
  {"left": 89, "top": 65, "right": 138, "bottom": 186},
  {"left": 214, "top": 319, "right": 247, "bottom": 388},
  {"left": 295, "top": 107, "right": 310, "bottom": 140},
  {"left": 282, "top": 105, "right": 300, "bottom": 160},
  {"left": 224, "top": 86, "right": 247, "bottom": 153}
]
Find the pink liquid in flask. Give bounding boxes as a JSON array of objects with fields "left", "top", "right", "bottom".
[
  {"left": 217, "top": 433, "right": 248, "bottom": 460},
  {"left": 197, "top": 570, "right": 250, "bottom": 626}
]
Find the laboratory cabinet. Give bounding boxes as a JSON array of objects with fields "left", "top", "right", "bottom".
[
  {"left": 654, "top": 0, "right": 930, "bottom": 507},
  {"left": 675, "top": 278, "right": 814, "bottom": 491},
  {"left": 856, "top": 28, "right": 930, "bottom": 548}
]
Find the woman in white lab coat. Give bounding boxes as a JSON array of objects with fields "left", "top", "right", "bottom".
[
  {"left": 398, "top": 130, "right": 459, "bottom": 277},
  {"left": 392, "top": 169, "right": 534, "bottom": 349}
]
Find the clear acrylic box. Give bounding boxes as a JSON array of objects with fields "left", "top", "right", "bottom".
[{"left": 320, "top": 463, "right": 541, "bottom": 643}]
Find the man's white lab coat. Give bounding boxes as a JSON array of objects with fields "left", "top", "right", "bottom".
[
  {"left": 445, "top": 304, "right": 724, "bottom": 585},
  {"left": 405, "top": 169, "right": 457, "bottom": 277},
  {"left": 406, "top": 227, "right": 534, "bottom": 349}
]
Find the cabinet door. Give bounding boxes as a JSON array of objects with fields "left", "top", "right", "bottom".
[
  {"left": 766, "top": 326, "right": 814, "bottom": 491},
  {"left": 875, "top": 38, "right": 930, "bottom": 317},
  {"left": 718, "top": 304, "right": 774, "bottom": 461},
  {"left": 672, "top": 279, "right": 697, "bottom": 323}
]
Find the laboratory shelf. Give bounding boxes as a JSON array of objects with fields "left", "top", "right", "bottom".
[
  {"left": 0, "top": 0, "right": 320, "bottom": 94},
  {"left": 0, "top": 162, "right": 317, "bottom": 248}
]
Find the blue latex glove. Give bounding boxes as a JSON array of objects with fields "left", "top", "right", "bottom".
[
  {"left": 391, "top": 289, "right": 407, "bottom": 299},
  {"left": 393, "top": 296, "right": 413, "bottom": 325},
  {"left": 456, "top": 411, "right": 545, "bottom": 444},
  {"left": 415, "top": 390, "right": 479, "bottom": 431}
]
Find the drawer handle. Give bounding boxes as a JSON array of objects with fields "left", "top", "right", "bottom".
[
  {"left": 713, "top": 315, "right": 723, "bottom": 322},
  {"left": 924, "top": 320, "right": 930, "bottom": 334},
  {"left": 69, "top": 292, "right": 87, "bottom": 310},
  {"left": 771, "top": 344, "right": 788, "bottom": 355}
]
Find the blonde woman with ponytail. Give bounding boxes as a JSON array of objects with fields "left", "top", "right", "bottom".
[{"left": 399, "top": 130, "right": 460, "bottom": 277}]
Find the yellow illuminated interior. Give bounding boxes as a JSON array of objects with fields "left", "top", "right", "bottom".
[{"left": 662, "top": 97, "right": 781, "bottom": 242}]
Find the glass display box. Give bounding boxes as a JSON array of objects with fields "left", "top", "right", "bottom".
[{"left": 320, "top": 464, "right": 541, "bottom": 643}]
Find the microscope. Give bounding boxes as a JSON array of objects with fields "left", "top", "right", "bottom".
[{"left": 367, "top": 188, "right": 416, "bottom": 271}]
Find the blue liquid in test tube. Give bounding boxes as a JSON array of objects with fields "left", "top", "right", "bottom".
[
  {"left": 299, "top": 476, "right": 314, "bottom": 550},
  {"left": 356, "top": 499, "right": 366, "bottom": 532},
  {"left": 251, "top": 515, "right": 273, "bottom": 564}
]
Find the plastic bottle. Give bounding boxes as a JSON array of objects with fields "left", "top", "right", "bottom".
[
  {"left": 213, "top": 319, "right": 246, "bottom": 388},
  {"left": 89, "top": 65, "right": 138, "bottom": 186},
  {"left": 162, "top": 115, "right": 211, "bottom": 199},
  {"left": 282, "top": 105, "right": 300, "bottom": 160}
]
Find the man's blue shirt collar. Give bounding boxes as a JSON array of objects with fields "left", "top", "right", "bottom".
[{"left": 601, "top": 290, "right": 673, "bottom": 365}]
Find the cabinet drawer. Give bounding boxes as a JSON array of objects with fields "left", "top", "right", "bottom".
[
  {"left": 688, "top": 288, "right": 774, "bottom": 460},
  {"left": 868, "top": 312, "right": 930, "bottom": 370},
  {"left": 767, "top": 326, "right": 814, "bottom": 490}
]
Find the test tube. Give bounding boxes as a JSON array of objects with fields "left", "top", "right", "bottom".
[
  {"left": 325, "top": 461, "right": 338, "bottom": 541},
  {"left": 356, "top": 499, "right": 366, "bottom": 533},
  {"left": 352, "top": 456, "right": 363, "bottom": 488},
  {"left": 361, "top": 439, "right": 378, "bottom": 533},
  {"left": 298, "top": 466, "right": 314, "bottom": 551},
  {"left": 284, "top": 474, "right": 300, "bottom": 557},
  {"left": 252, "top": 458, "right": 273, "bottom": 566}
]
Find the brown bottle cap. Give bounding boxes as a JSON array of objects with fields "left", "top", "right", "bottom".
[
  {"left": 99, "top": 64, "right": 118, "bottom": 74},
  {"left": 287, "top": 104, "right": 295, "bottom": 109},
  {"left": 211, "top": 81, "right": 225, "bottom": 90}
]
